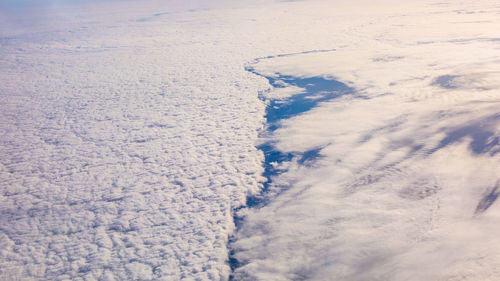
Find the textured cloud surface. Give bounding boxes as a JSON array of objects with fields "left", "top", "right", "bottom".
[
  {"left": 0, "top": 1, "right": 270, "bottom": 280},
  {"left": 231, "top": 1, "right": 500, "bottom": 280},
  {"left": 1, "top": 0, "right": 500, "bottom": 280}
]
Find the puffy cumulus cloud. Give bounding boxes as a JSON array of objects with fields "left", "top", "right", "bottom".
[{"left": 0, "top": 1, "right": 273, "bottom": 280}]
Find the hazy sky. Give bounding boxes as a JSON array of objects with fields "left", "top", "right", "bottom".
[{"left": 0, "top": 0, "right": 128, "bottom": 10}]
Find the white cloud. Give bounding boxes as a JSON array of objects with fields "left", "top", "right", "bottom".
[
  {"left": 231, "top": 1, "right": 500, "bottom": 280},
  {"left": 0, "top": 1, "right": 271, "bottom": 280},
  {"left": 1, "top": 0, "right": 500, "bottom": 280}
]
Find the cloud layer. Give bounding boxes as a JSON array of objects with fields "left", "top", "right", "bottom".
[
  {"left": 231, "top": 1, "right": 500, "bottom": 280},
  {"left": 1, "top": 0, "right": 499, "bottom": 280},
  {"left": 0, "top": 2, "right": 270, "bottom": 280}
]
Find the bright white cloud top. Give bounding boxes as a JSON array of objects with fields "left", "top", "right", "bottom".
[{"left": 1, "top": 0, "right": 499, "bottom": 280}]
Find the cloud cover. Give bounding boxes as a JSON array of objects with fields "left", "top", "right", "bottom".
[
  {"left": 1, "top": 0, "right": 500, "bottom": 280},
  {"left": 231, "top": 1, "right": 500, "bottom": 280},
  {"left": 0, "top": 1, "right": 271, "bottom": 280}
]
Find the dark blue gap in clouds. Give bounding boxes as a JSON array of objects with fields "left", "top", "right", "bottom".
[
  {"left": 432, "top": 75, "right": 460, "bottom": 89},
  {"left": 241, "top": 65, "right": 353, "bottom": 209},
  {"left": 298, "top": 146, "right": 324, "bottom": 165},
  {"left": 434, "top": 114, "right": 500, "bottom": 156},
  {"left": 475, "top": 182, "right": 500, "bottom": 215},
  {"left": 229, "top": 51, "right": 353, "bottom": 276}
]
